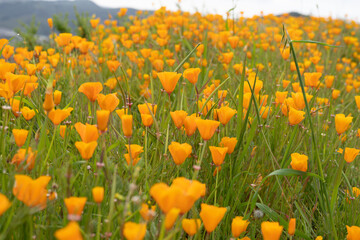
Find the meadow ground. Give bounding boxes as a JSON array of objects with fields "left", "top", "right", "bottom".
[{"left": 0, "top": 7, "right": 360, "bottom": 240}]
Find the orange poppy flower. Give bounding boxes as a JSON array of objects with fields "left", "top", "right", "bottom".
[
  {"left": 78, "top": 82, "right": 103, "bottom": 102},
  {"left": 170, "top": 110, "right": 188, "bottom": 129},
  {"left": 12, "top": 129, "right": 28, "bottom": 147},
  {"left": 157, "top": 72, "right": 182, "bottom": 95},
  {"left": 64, "top": 197, "right": 87, "bottom": 221},
  {"left": 21, "top": 107, "right": 35, "bottom": 120},
  {"left": 97, "top": 93, "right": 119, "bottom": 112},
  {"left": 335, "top": 114, "right": 353, "bottom": 135},
  {"left": 106, "top": 60, "right": 121, "bottom": 72},
  {"left": 288, "top": 107, "right": 305, "bottom": 125},
  {"left": 261, "top": 221, "right": 283, "bottom": 240},
  {"left": 11, "top": 147, "right": 37, "bottom": 170},
  {"left": 216, "top": 106, "right": 237, "bottom": 125},
  {"left": 122, "top": 114, "right": 133, "bottom": 137},
  {"left": 209, "top": 146, "right": 228, "bottom": 166},
  {"left": 184, "top": 114, "right": 198, "bottom": 136},
  {"left": 182, "top": 219, "right": 201, "bottom": 236},
  {"left": 96, "top": 110, "right": 110, "bottom": 132},
  {"left": 74, "top": 122, "right": 99, "bottom": 143},
  {"left": 168, "top": 142, "right": 192, "bottom": 165},
  {"left": 195, "top": 119, "right": 220, "bottom": 141},
  {"left": 48, "top": 108, "right": 72, "bottom": 125},
  {"left": 75, "top": 141, "right": 98, "bottom": 160},
  {"left": 122, "top": 222, "right": 146, "bottom": 240},
  {"left": 54, "top": 222, "right": 83, "bottom": 240},
  {"left": 0, "top": 193, "right": 11, "bottom": 216},
  {"left": 199, "top": 203, "right": 227, "bottom": 233},
  {"left": 183, "top": 68, "right": 201, "bottom": 84},
  {"left": 13, "top": 175, "right": 51, "bottom": 209},
  {"left": 219, "top": 137, "right": 237, "bottom": 154}
]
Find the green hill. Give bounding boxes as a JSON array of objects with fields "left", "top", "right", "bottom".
[{"left": 0, "top": 0, "right": 139, "bottom": 37}]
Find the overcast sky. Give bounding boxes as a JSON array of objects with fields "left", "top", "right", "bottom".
[{"left": 90, "top": 0, "right": 359, "bottom": 21}]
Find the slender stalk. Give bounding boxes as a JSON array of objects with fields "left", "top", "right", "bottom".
[
  {"left": 96, "top": 204, "right": 102, "bottom": 240},
  {"left": 193, "top": 141, "right": 207, "bottom": 180}
]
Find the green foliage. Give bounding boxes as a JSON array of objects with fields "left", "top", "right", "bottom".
[
  {"left": 14, "top": 16, "right": 39, "bottom": 50},
  {"left": 73, "top": 7, "right": 91, "bottom": 39},
  {"left": 53, "top": 13, "right": 72, "bottom": 33}
]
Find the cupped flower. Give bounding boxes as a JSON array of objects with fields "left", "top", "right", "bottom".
[
  {"left": 123, "top": 222, "right": 146, "bottom": 240},
  {"left": 78, "top": 82, "right": 103, "bottom": 102},
  {"left": 122, "top": 114, "right": 133, "bottom": 137},
  {"left": 290, "top": 153, "right": 308, "bottom": 172},
  {"left": 195, "top": 119, "right": 220, "bottom": 141},
  {"left": 74, "top": 122, "right": 99, "bottom": 143},
  {"left": 168, "top": 142, "right": 192, "bottom": 165},
  {"left": 157, "top": 72, "right": 182, "bottom": 95},
  {"left": 219, "top": 137, "right": 237, "bottom": 154},
  {"left": 335, "top": 114, "right": 353, "bottom": 135},
  {"left": 183, "top": 68, "right": 201, "bottom": 84},
  {"left": 92, "top": 187, "right": 104, "bottom": 204},
  {"left": 199, "top": 203, "right": 227, "bottom": 233},
  {"left": 54, "top": 222, "right": 83, "bottom": 240},
  {"left": 184, "top": 114, "right": 198, "bottom": 136},
  {"left": 12, "top": 129, "right": 28, "bottom": 147},
  {"left": 209, "top": 146, "right": 228, "bottom": 166},
  {"left": 97, "top": 93, "right": 119, "bottom": 112},
  {"left": 216, "top": 106, "right": 237, "bottom": 125},
  {"left": 96, "top": 110, "right": 110, "bottom": 132},
  {"left": 261, "top": 221, "right": 283, "bottom": 240},
  {"left": 48, "top": 108, "right": 72, "bottom": 126},
  {"left": 288, "top": 107, "right": 305, "bottom": 125},
  {"left": 75, "top": 141, "right": 97, "bottom": 160},
  {"left": 344, "top": 147, "right": 360, "bottom": 163},
  {"left": 11, "top": 147, "right": 37, "bottom": 170},
  {"left": 182, "top": 219, "right": 201, "bottom": 236},
  {"left": 64, "top": 197, "right": 87, "bottom": 221},
  {"left": 231, "top": 216, "right": 250, "bottom": 238},
  {"left": 138, "top": 103, "right": 157, "bottom": 115},
  {"left": 346, "top": 225, "right": 360, "bottom": 240},
  {"left": 170, "top": 110, "right": 188, "bottom": 129}
]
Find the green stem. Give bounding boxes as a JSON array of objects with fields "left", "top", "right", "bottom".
[
  {"left": 330, "top": 154, "right": 346, "bottom": 212},
  {"left": 214, "top": 169, "right": 219, "bottom": 205},
  {"left": 40, "top": 124, "right": 57, "bottom": 175},
  {"left": 96, "top": 204, "right": 102, "bottom": 240},
  {"left": 193, "top": 141, "right": 207, "bottom": 180}
]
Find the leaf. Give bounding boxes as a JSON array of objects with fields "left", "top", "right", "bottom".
[
  {"left": 291, "top": 40, "right": 340, "bottom": 48},
  {"left": 174, "top": 42, "right": 201, "bottom": 72},
  {"left": 266, "top": 169, "right": 322, "bottom": 180}
]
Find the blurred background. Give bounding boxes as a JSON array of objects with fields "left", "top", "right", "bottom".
[{"left": 0, "top": 0, "right": 358, "bottom": 39}]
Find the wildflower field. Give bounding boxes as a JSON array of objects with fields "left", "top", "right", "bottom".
[{"left": 1, "top": 6, "right": 360, "bottom": 240}]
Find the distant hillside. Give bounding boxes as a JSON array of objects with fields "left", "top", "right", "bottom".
[{"left": 0, "top": 0, "right": 140, "bottom": 37}]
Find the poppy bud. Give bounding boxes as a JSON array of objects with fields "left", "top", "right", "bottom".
[
  {"left": 43, "top": 91, "right": 55, "bottom": 113},
  {"left": 122, "top": 114, "right": 133, "bottom": 137},
  {"left": 96, "top": 110, "right": 110, "bottom": 132},
  {"left": 47, "top": 18, "right": 53, "bottom": 29},
  {"left": 288, "top": 218, "right": 296, "bottom": 236},
  {"left": 92, "top": 187, "right": 104, "bottom": 204},
  {"left": 54, "top": 90, "right": 62, "bottom": 106}
]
